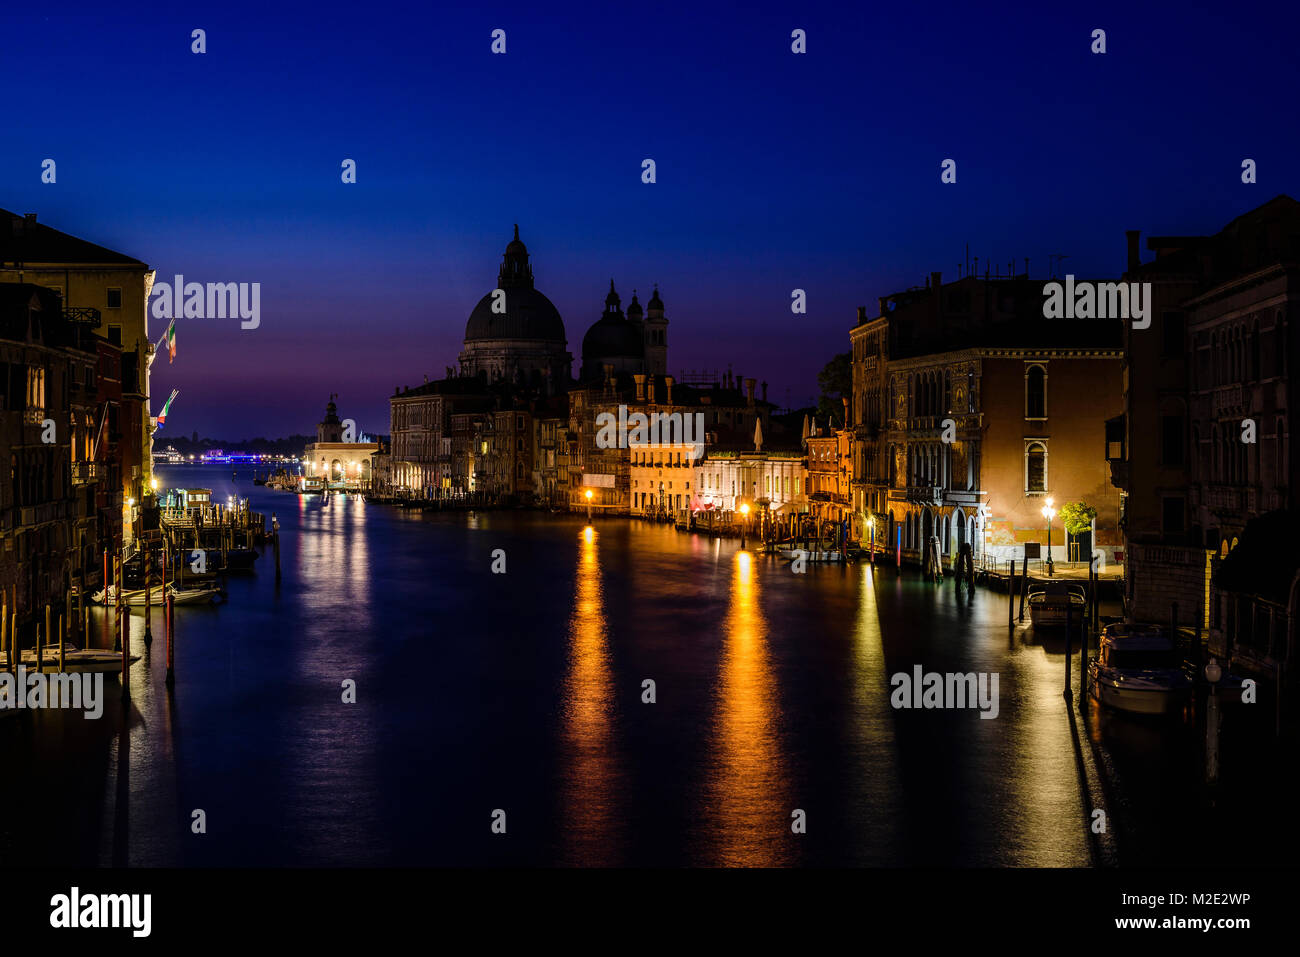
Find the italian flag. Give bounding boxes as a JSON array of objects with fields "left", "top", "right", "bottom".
[
  {"left": 163, "top": 318, "right": 176, "bottom": 362},
  {"left": 156, "top": 389, "right": 180, "bottom": 429}
]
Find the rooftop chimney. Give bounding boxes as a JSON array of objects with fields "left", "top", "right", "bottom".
[
  {"left": 857, "top": 305, "right": 867, "bottom": 324},
  {"left": 931, "top": 271, "right": 942, "bottom": 290},
  {"left": 761, "top": 380, "right": 767, "bottom": 402},
  {"left": 744, "top": 377, "right": 756, "bottom": 406},
  {"left": 633, "top": 373, "right": 646, "bottom": 403},
  {"left": 878, "top": 296, "right": 889, "bottom": 316},
  {"left": 647, "top": 377, "right": 656, "bottom": 404},
  {"left": 1126, "top": 230, "right": 1141, "bottom": 272},
  {"left": 665, "top": 375, "right": 674, "bottom": 406}
]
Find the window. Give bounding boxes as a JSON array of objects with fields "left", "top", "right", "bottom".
[
  {"left": 1025, "top": 365, "right": 1046, "bottom": 418},
  {"left": 1025, "top": 442, "right": 1047, "bottom": 493},
  {"left": 1161, "top": 414, "right": 1185, "bottom": 466},
  {"left": 1162, "top": 496, "right": 1185, "bottom": 537},
  {"left": 1161, "top": 311, "right": 1185, "bottom": 358},
  {"left": 107, "top": 325, "right": 122, "bottom": 347}
]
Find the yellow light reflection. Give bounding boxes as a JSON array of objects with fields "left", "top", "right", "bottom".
[
  {"left": 558, "top": 521, "right": 622, "bottom": 864},
  {"left": 701, "top": 550, "right": 790, "bottom": 865}
]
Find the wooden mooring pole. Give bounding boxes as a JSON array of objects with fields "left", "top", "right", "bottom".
[
  {"left": 165, "top": 593, "right": 175, "bottom": 690},
  {"left": 143, "top": 547, "right": 153, "bottom": 648}
]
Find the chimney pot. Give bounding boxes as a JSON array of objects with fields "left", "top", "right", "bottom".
[
  {"left": 878, "top": 296, "right": 889, "bottom": 316},
  {"left": 931, "top": 271, "right": 942, "bottom": 289},
  {"left": 1126, "top": 230, "right": 1141, "bottom": 272}
]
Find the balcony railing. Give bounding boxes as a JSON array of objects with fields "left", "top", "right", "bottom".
[
  {"left": 23, "top": 408, "right": 45, "bottom": 425},
  {"left": 64, "top": 306, "right": 103, "bottom": 327},
  {"left": 906, "top": 484, "right": 945, "bottom": 505},
  {"left": 1212, "top": 384, "right": 1245, "bottom": 418},
  {"left": 72, "top": 461, "right": 99, "bottom": 484}
]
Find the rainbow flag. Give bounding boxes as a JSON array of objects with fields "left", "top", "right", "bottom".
[{"left": 156, "top": 389, "right": 179, "bottom": 429}]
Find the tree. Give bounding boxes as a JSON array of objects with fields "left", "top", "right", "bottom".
[
  {"left": 816, "top": 351, "right": 852, "bottom": 424},
  {"left": 1059, "top": 501, "right": 1097, "bottom": 536}
]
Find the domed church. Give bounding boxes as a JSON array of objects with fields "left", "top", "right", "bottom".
[
  {"left": 458, "top": 226, "right": 572, "bottom": 386},
  {"left": 580, "top": 280, "right": 669, "bottom": 381}
]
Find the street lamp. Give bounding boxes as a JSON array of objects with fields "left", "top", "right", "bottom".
[
  {"left": 1205, "top": 657, "right": 1222, "bottom": 785},
  {"left": 585, "top": 488, "right": 593, "bottom": 521},
  {"left": 740, "top": 502, "right": 750, "bottom": 550},
  {"left": 1041, "top": 497, "right": 1056, "bottom": 576}
]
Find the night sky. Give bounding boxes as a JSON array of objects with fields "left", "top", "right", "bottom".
[{"left": 6, "top": 1, "right": 1296, "bottom": 439}]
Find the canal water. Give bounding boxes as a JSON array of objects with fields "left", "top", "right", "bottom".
[{"left": 1, "top": 465, "right": 1292, "bottom": 867}]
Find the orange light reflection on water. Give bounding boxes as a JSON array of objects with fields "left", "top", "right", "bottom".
[
  {"left": 700, "top": 550, "right": 791, "bottom": 866},
  {"left": 558, "top": 524, "right": 622, "bottom": 864}
]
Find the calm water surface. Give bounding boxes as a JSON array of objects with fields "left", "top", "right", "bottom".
[{"left": 1, "top": 465, "right": 1290, "bottom": 867}]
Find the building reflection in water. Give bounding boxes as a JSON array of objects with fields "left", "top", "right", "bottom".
[
  {"left": 558, "top": 526, "right": 624, "bottom": 865},
  {"left": 699, "top": 551, "right": 792, "bottom": 866}
]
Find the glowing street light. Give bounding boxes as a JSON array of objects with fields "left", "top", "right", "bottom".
[
  {"left": 740, "top": 502, "right": 750, "bottom": 550},
  {"left": 585, "top": 487, "right": 594, "bottom": 521},
  {"left": 1041, "top": 497, "right": 1057, "bottom": 577}
]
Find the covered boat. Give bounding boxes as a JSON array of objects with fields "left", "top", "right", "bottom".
[{"left": 1088, "top": 622, "right": 1193, "bottom": 715}]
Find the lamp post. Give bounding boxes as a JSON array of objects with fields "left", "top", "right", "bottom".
[
  {"left": 585, "top": 488, "right": 593, "bottom": 521},
  {"left": 740, "top": 503, "right": 750, "bottom": 550},
  {"left": 1205, "top": 657, "right": 1222, "bottom": 786},
  {"left": 1040, "top": 497, "right": 1056, "bottom": 577}
]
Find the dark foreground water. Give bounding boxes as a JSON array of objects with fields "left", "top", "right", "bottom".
[{"left": 1, "top": 465, "right": 1293, "bottom": 867}]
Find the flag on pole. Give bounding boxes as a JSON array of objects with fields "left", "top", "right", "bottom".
[
  {"left": 160, "top": 318, "right": 176, "bottom": 363},
  {"left": 156, "top": 389, "right": 180, "bottom": 429}
]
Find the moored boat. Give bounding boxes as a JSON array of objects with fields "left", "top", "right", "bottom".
[
  {"left": 8, "top": 647, "right": 140, "bottom": 675},
  {"left": 92, "top": 583, "right": 224, "bottom": 606},
  {"left": 1088, "top": 622, "right": 1193, "bottom": 715},
  {"left": 1028, "top": 581, "right": 1087, "bottom": 628}
]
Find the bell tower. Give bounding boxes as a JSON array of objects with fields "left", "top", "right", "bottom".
[{"left": 644, "top": 285, "right": 668, "bottom": 376}]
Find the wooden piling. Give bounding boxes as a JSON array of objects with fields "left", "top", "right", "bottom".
[
  {"left": 1018, "top": 555, "right": 1028, "bottom": 623},
  {"left": 144, "top": 548, "right": 152, "bottom": 647},
  {"left": 59, "top": 613, "right": 65, "bottom": 673},
  {"left": 273, "top": 525, "right": 281, "bottom": 584},
  {"left": 121, "top": 602, "right": 129, "bottom": 701},
  {"left": 1064, "top": 602, "right": 1074, "bottom": 700},
  {"left": 165, "top": 593, "right": 175, "bottom": 690},
  {"left": 84, "top": 603, "right": 91, "bottom": 649},
  {"left": 1078, "top": 594, "right": 1088, "bottom": 710},
  {"left": 1, "top": 594, "right": 8, "bottom": 674},
  {"left": 1007, "top": 561, "right": 1015, "bottom": 627}
]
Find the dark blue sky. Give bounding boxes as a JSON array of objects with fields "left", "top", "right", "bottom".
[{"left": 7, "top": 1, "right": 1296, "bottom": 438}]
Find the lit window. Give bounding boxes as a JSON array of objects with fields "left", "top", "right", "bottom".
[{"left": 1025, "top": 442, "right": 1047, "bottom": 493}]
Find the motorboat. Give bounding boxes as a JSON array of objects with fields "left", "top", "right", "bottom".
[
  {"left": 7, "top": 646, "right": 140, "bottom": 675},
  {"left": 1088, "top": 622, "right": 1193, "bottom": 715},
  {"left": 1028, "top": 581, "right": 1087, "bottom": 628},
  {"left": 778, "top": 547, "right": 841, "bottom": 562},
  {"left": 92, "top": 583, "right": 224, "bottom": 606}
]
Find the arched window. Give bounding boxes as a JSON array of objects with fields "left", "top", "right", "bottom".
[
  {"left": 1025, "top": 365, "right": 1046, "bottom": 418},
  {"left": 1025, "top": 442, "right": 1047, "bottom": 493}
]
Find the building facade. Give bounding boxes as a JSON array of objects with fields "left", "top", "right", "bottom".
[
  {"left": 853, "top": 270, "right": 1124, "bottom": 568},
  {"left": 0, "top": 210, "right": 155, "bottom": 543}
]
